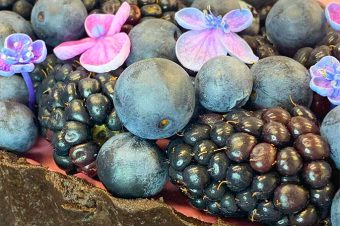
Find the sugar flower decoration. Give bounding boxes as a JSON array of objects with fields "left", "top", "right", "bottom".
[
  {"left": 54, "top": 2, "right": 131, "bottom": 73},
  {"left": 0, "top": 33, "right": 47, "bottom": 109},
  {"left": 325, "top": 2, "right": 340, "bottom": 31},
  {"left": 175, "top": 7, "right": 259, "bottom": 71},
  {"left": 310, "top": 56, "right": 340, "bottom": 105}
]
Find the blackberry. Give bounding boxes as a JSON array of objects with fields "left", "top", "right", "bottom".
[
  {"left": 167, "top": 107, "right": 335, "bottom": 225},
  {"left": 36, "top": 59, "right": 123, "bottom": 177}
]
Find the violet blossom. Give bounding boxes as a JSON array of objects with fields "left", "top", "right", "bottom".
[
  {"left": 310, "top": 56, "right": 340, "bottom": 105},
  {"left": 175, "top": 7, "right": 259, "bottom": 71},
  {"left": 326, "top": 2, "right": 340, "bottom": 31},
  {"left": 0, "top": 33, "right": 47, "bottom": 109}
]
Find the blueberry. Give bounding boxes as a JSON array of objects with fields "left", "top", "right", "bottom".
[
  {"left": 97, "top": 133, "right": 168, "bottom": 198},
  {"left": 331, "top": 189, "right": 340, "bottom": 226},
  {"left": 31, "top": 0, "right": 88, "bottom": 46},
  {"left": 266, "top": 0, "right": 327, "bottom": 54},
  {"left": 127, "top": 19, "right": 181, "bottom": 65},
  {"left": 250, "top": 56, "right": 313, "bottom": 110},
  {"left": 0, "top": 76, "right": 28, "bottom": 104},
  {"left": 195, "top": 56, "right": 253, "bottom": 112},
  {"left": 0, "top": 11, "right": 35, "bottom": 47},
  {"left": 321, "top": 106, "right": 340, "bottom": 169},
  {"left": 191, "top": 0, "right": 240, "bottom": 16},
  {"left": 0, "top": 101, "right": 38, "bottom": 152},
  {"left": 113, "top": 58, "right": 195, "bottom": 139}
]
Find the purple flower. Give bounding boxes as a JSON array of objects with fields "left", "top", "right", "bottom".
[
  {"left": 310, "top": 56, "right": 340, "bottom": 105},
  {"left": 54, "top": 2, "right": 131, "bottom": 73},
  {"left": 325, "top": 2, "right": 340, "bottom": 32},
  {"left": 0, "top": 33, "right": 47, "bottom": 109},
  {"left": 175, "top": 7, "right": 259, "bottom": 71},
  {"left": 0, "top": 33, "right": 47, "bottom": 77}
]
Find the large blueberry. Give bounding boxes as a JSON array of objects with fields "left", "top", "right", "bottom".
[
  {"left": 266, "top": 0, "right": 327, "bottom": 54},
  {"left": 31, "top": 0, "right": 87, "bottom": 47},
  {"left": 96, "top": 133, "right": 168, "bottom": 198},
  {"left": 0, "top": 76, "right": 28, "bottom": 104},
  {"left": 196, "top": 56, "right": 253, "bottom": 112},
  {"left": 249, "top": 56, "right": 312, "bottom": 110},
  {"left": 321, "top": 106, "right": 340, "bottom": 169},
  {"left": 191, "top": 0, "right": 240, "bottom": 16},
  {"left": 0, "top": 101, "right": 38, "bottom": 152},
  {"left": 127, "top": 19, "right": 181, "bottom": 66},
  {"left": 332, "top": 189, "right": 340, "bottom": 226},
  {"left": 0, "top": 11, "right": 35, "bottom": 48},
  {"left": 114, "top": 58, "right": 195, "bottom": 139}
]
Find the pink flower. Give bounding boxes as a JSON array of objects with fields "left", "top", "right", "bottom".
[
  {"left": 325, "top": 2, "right": 340, "bottom": 32},
  {"left": 54, "top": 2, "right": 131, "bottom": 73},
  {"left": 175, "top": 7, "right": 259, "bottom": 71}
]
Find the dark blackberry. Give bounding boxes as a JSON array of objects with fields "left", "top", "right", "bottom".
[
  {"left": 36, "top": 59, "right": 122, "bottom": 177},
  {"left": 167, "top": 106, "right": 335, "bottom": 224}
]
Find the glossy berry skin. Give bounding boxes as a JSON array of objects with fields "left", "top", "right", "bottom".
[
  {"left": 310, "top": 183, "right": 335, "bottom": 208},
  {"left": 205, "top": 182, "right": 226, "bottom": 201},
  {"left": 251, "top": 172, "right": 279, "bottom": 200},
  {"left": 273, "top": 184, "right": 309, "bottom": 214},
  {"left": 276, "top": 147, "right": 303, "bottom": 176},
  {"left": 69, "top": 142, "right": 99, "bottom": 167},
  {"left": 169, "top": 144, "right": 192, "bottom": 171},
  {"left": 262, "top": 121, "right": 291, "bottom": 147},
  {"left": 190, "top": 198, "right": 207, "bottom": 210},
  {"left": 210, "top": 122, "right": 234, "bottom": 147},
  {"left": 262, "top": 107, "right": 291, "bottom": 125},
  {"left": 169, "top": 167, "right": 184, "bottom": 185},
  {"left": 65, "top": 99, "right": 91, "bottom": 124},
  {"left": 97, "top": 133, "right": 168, "bottom": 198},
  {"left": 86, "top": 94, "right": 111, "bottom": 124},
  {"left": 302, "top": 161, "right": 332, "bottom": 189},
  {"left": 289, "top": 205, "right": 318, "bottom": 226},
  {"left": 183, "top": 165, "right": 210, "bottom": 190},
  {"left": 193, "top": 140, "right": 217, "bottom": 165},
  {"left": 250, "top": 143, "right": 277, "bottom": 173},
  {"left": 183, "top": 123, "right": 210, "bottom": 146},
  {"left": 220, "top": 192, "right": 239, "bottom": 215},
  {"left": 293, "top": 47, "right": 313, "bottom": 66},
  {"left": 236, "top": 190, "right": 256, "bottom": 212},
  {"left": 236, "top": 116, "right": 264, "bottom": 137},
  {"left": 62, "top": 121, "right": 90, "bottom": 146},
  {"left": 249, "top": 201, "right": 282, "bottom": 224},
  {"left": 226, "top": 164, "right": 253, "bottom": 192},
  {"left": 227, "top": 133, "right": 257, "bottom": 163},
  {"left": 287, "top": 116, "right": 319, "bottom": 138},
  {"left": 294, "top": 133, "right": 330, "bottom": 161},
  {"left": 291, "top": 105, "right": 317, "bottom": 123},
  {"left": 78, "top": 78, "right": 101, "bottom": 99},
  {"left": 208, "top": 152, "right": 229, "bottom": 181}
]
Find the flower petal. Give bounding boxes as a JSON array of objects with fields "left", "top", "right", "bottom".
[
  {"left": 310, "top": 76, "right": 334, "bottom": 97},
  {"left": 0, "top": 59, "right": 15, "bottom": 77},
  {"left": 4, "top": 33, "right": 32, "bottom": 51},
  {"left": 80, "top": 32, "right": 130, "bottom": 73},
  {"left": 11, "top": 63, "right": 35, "bottom": 74},
  {"left": 328, "top": 89, "right": 340, "bottom": 105},
  {"left": 326, "top": 3, "right": 340, "bottom": 32},
  {"left": 175, "top": 8, "right": 208, "bottom": 30},
  {"left": 107, "top": 2, "right": 130, "bottom": 35},
  {"left": 309, "top": 56, "right": 339, "bottom": 78},
  {"left": 31, "top": 40, "right": 47, "bottom": 63},
  {"left": 53, "top": 38, "right": 96, "bottom": 60},
  {"left": 176, "top": 30, "right": 227, "bottom": 71},
  {"left": 218, "top": 32, "right": 258, "bottom": 64},
  {"left": 85, "top": 14, "right": 115, "bottom": 38},
  {"left": 223, "top": 9, "right": 253, "bottom": 33}
]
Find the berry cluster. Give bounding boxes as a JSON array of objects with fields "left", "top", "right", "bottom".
[
  {"left": 36, "top": 59, "right": 122, "bottom": 177},
  {"left": 167, "top": 106, "right": 334, "bottom": 225}
]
